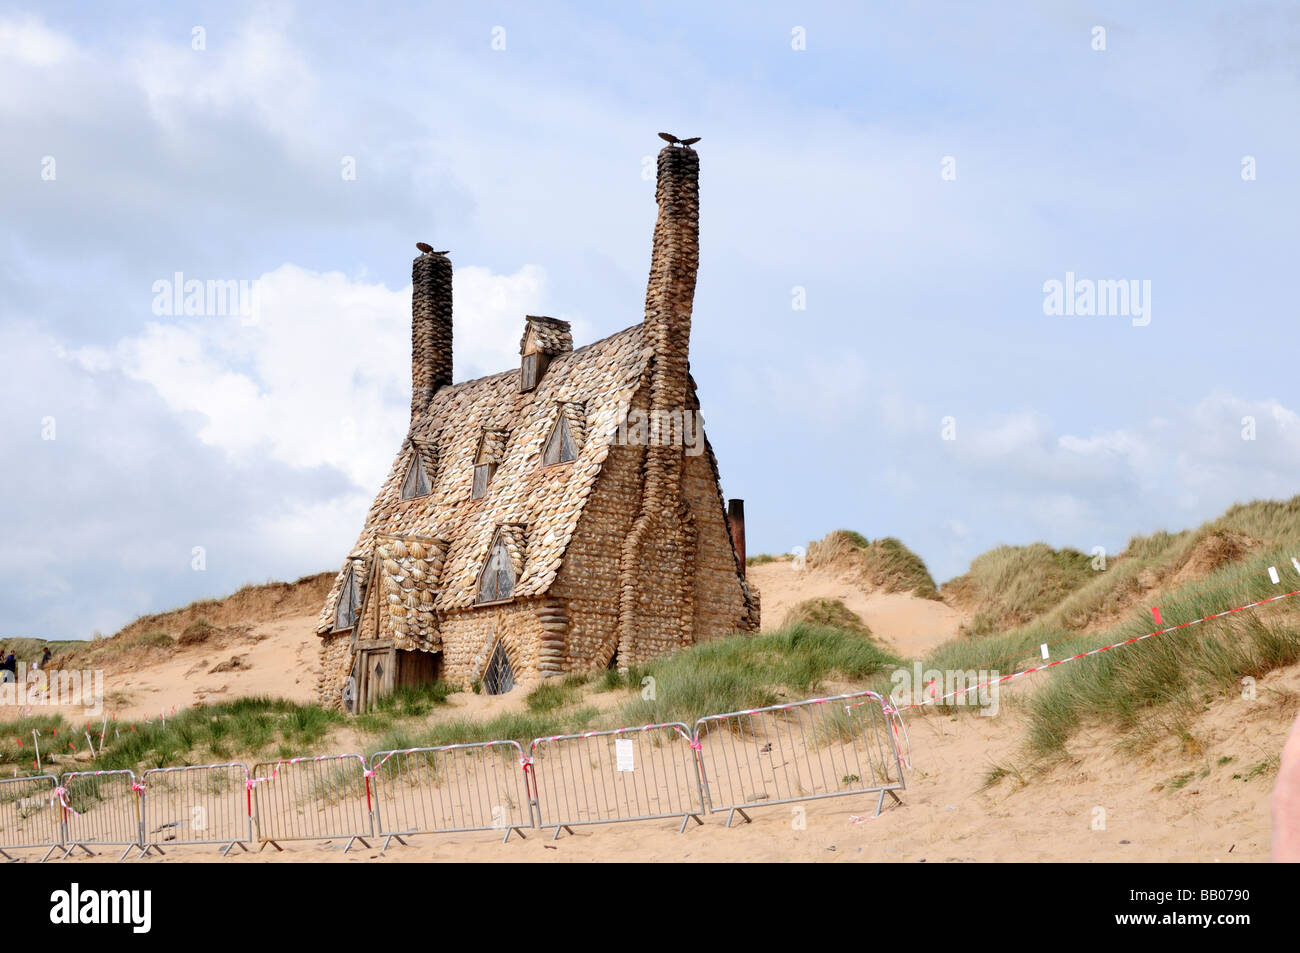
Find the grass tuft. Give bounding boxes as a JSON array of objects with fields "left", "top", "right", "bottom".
[{"left": 619, "top": 622, "right": 900, "bottom": 727}]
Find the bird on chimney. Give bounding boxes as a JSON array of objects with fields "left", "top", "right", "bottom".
[
  {"left": 416, "top": 242, "right": 433, "bottom": 254},
  {"left": 658, "top": 132, "right": 701, "bottom": 148}
]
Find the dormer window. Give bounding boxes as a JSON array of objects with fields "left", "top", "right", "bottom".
[
  {"left": 472, "top": 429, "right": 507, "bottom": 500},
  {"left": 400, "top": 439, "right": 436, "bottom": 501},
  {"left": 401, "top": 453, "right": 431, "bottom": 500},
  {"left": 543, "top": 402, "right": 584, "bottom": 467},
  {"left": 472, "top": 462, "right": 495, "bottom": 499},
  {"left": 333, "top": 562, "right": 361, "bottom": 631},
  {"left": 477, "top": 534, "right": 516, "bottom": 603},
  {"left": 518, "top": 316, "right": 572, "bottom": 393},
  {"left": 521, "top": 352, "right": 550, "bottom": 392},
  {"left": 543, "top": 415, "right": 577, "bottom": 466}
]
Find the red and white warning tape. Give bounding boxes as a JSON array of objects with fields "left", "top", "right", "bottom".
[
  {"left": 840, "top": 560, "right": 1300, "bottom": 775},
  {"left": 911, "top": 584, "right": 1300, "bottom": 709},
  {"left": 53, "top": 785, "right": 78, "bottom": 817}
]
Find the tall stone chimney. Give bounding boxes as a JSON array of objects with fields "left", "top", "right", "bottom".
[
  {"left": 411, "top": 247, "right": 453, "bottom": 420},
  {"left": 642, "top": 143, "right": 700, "bottom": 474},
  {"left": 616, "top": 138, "right": 704, "bottom": 667}
]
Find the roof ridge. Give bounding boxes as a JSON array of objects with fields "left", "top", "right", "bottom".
[{"left": 422, "top": 322, "right": 643, "bottom": 404}]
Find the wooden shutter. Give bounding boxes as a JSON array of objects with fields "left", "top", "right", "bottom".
[
  {"left": 401, "top": 454, "right": 430, "bottom": 500},
  {"left": 472, "top": 463, "right": 493, "bottom": 499},
  {"left": 520, "top": 352, "right": 551, "bottom": 392},
  {"left": 559, "top": 417, "right": 576, "bottom": 461},
  {"left": 477, "top": 538, "right": 515, "bottom": 603},
  {"left": 334, "top": 568, "right": 358, "bottom": 630},
  {"left": 494, "top": 539, "right": 515, "bottom": 599},
  {"left": 543, "top": 417, "right": 570, "bottom": 466}
]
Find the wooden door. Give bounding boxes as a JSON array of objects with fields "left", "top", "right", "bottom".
[{"left": 358, "top": 646, "right": 395, "bottom": 712}]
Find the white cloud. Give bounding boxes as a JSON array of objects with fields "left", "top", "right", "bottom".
[
  {"left": 127, "top": 9, "right": 318, "bottom": 144},
  {"left": 0, "top": 15, "right": 75, "bottom": 66},
  {"left": 77, "top": 262, "right": 554, "bottom": 491}
]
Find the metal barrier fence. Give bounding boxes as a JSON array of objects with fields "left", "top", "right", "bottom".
[
  {"left": 59, "top": 769, "right": 147, "bottom": 861},
  {"left": 529, "top": 723, "right": 704, "bottom": 839},
  {"left": 249, "top": 754, "right": 373, "bottom": 852},
  {"left": 2, "top": 692, "right": 909, "bottom": 860},
  {"left": 142, "top": 763, "right": 253, "bottom": 856},
  {"left": 693, "top": 690, "right": 905, "bottom": 826},
  {"left": 369, "top": 741, "right": 533, "bottom": 849},
  {"left": 0, "top": 774, "right": 62, "bottom": 862}
]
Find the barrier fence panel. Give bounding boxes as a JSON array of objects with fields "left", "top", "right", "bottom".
[
  {"left": 142, "top": 763, "right": 253, "bottom": 856},
  {"left": 369, "top": 741, "right": 533, "bottom": 849},
  {"left": 59, "top": 769, "right": 146, "bottom": 861},
  {"left": 250, "top": 754, "right": 373, "bottom": 852},
  {"left": 529, "top": 723, "right": 704, "bottom": 839},
  {"left": 0, "top": 774, "right": 62, "bottom": 862},
  {"left": 693, "top": 690, "right": 906, "bottom": 827}
]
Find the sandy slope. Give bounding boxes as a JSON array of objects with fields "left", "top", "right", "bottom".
[
  {"left": 748, "top": 562, "right": 966, "bottom": 658},
  {"left": 36, "top": 614, "right": 322, "bottom": 723}
]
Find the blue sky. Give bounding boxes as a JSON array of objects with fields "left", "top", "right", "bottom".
[{"left": 3, "top": 1, "right": 1299, "bottom": 639}]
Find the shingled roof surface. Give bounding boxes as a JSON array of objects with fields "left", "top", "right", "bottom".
[
  {"left": 373, "top": 534, "right": 445, "bottom": 651},
  {"left": 520, "top": 315, "right": 573, "bottom": 355},
  {"left": 317, "top": 323, "right": 653, "bottom": 632}
]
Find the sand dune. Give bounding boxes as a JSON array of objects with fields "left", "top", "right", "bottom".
[
  {"left": 32, "top": 613, "right": 322, "bottom": 724},
  {"left": 748, "top": 561, "right": 966, "bottom": 658}
]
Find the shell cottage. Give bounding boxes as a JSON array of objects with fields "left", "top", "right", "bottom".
[{"left": 316, "top": 139, "right": 760, "bottom": 711}]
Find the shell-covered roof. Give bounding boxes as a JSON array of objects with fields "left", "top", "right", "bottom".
[
  {"left": 373, "top": 534, "right": 445, "bottom": 651},
  {"left": 520, "top": 315, "right": 573, "bottom": 355},
  {"left": 317, "top": 322, "right": 652, "bottom": 633}
]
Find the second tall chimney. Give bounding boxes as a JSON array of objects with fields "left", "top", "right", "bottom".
[{"left": 411, "top": 247, "right": 453, "bottom": 420}]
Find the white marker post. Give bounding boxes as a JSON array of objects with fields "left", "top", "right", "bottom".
[
  {"left": 1269, "top": 566, "right": 1280, "bottom": 585},
  {"left": 1040, "top": 644, "right": 1049, "bottom": 660}
]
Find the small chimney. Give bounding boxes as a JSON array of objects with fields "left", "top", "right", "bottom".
[
  {"left": 727, "top": 498, "right": 746, "bottom": 575},
  {"left": 411, "top": 246, "right": 453, "bottom": 419}
]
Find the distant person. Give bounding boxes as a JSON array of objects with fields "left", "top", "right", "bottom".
[
  {"left": 0, "top": 649, "right": 15, "bottom": 683},
  {"left": 35, "top": 647, "right": 51, "bottom": 671},
  {"left": 1274, "top": 711, "right": 1300, "bottom": 862}
]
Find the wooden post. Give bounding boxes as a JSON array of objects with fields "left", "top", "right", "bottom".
[{"left": 727, "top": 498, "right": 746, "bottom": 576}]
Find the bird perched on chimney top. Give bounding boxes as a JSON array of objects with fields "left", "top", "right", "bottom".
[
  {"left": 415, "top": 242, "right": 433, "bottom": 254},
  {"left": 657, "top": 133, "right": 701, "bottom": 148}
]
